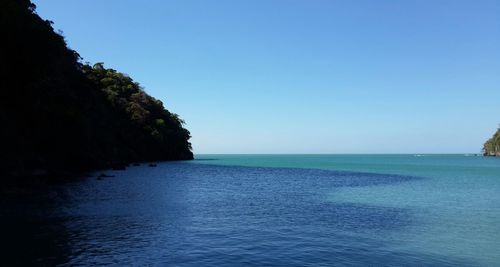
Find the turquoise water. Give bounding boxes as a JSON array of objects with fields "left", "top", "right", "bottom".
[
  {"left": 194, "top": 154, "right": 500, "bottom": 266},
  {"left": 2, "top": 154, "right": 499, "bottom": 266}
]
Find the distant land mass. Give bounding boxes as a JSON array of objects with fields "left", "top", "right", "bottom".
[
  {"left": 0, "top": 0, "right": 193, "bottom": 182},
  {"left": 483, "top": 127, "right": 500, "bottom": 156}
]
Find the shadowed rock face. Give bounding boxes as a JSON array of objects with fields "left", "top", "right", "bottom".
[{"left": 0, "top": 0, "right": 192, "bottom": 180}]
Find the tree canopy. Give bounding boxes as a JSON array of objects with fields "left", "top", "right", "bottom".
[
  {"left": 0, "top": 0, "right": 193, "bottom": 178},
  {"left": 483, "top": 126, "right": 500, "bottom": 156}
]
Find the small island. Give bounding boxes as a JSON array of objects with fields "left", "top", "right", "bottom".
[{"left": 483, "top": 127, "right": 500, "bottom": 156}]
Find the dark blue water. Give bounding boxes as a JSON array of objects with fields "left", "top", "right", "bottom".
[{"left": 3, "top": 158, "right": 492, "bottom": 266}]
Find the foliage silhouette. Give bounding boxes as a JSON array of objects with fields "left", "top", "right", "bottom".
[
  {"left": 483, "top": 126, "right": 500, "bottom": 156},
  {"left": 0, "top": 0, "right": 192, "bottom": 180}
]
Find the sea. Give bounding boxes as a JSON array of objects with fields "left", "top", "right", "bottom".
[{"left": 2, "top": 154, "right": 499, "bottom": 266}]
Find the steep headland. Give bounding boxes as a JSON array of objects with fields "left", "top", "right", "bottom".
[
  {"left": 483, "top": 127, "right": 500, "bottom": 156},
  {"left": 0, "top": 0, "right": 193, "bottom": 182}
]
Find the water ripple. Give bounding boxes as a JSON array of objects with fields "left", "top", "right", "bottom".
[{"left": 1, "top": 162, "right": 479, "bottom": 266}]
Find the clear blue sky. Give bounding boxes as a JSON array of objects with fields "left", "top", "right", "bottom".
[{"left": 33, "top": 0, "right": 500, "bottom": 154}]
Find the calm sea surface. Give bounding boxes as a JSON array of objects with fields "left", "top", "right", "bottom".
[{"left": 2, "top": 154, "right": 500, "bottom": 266}]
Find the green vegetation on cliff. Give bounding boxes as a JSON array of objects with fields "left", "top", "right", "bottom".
[
  {"left": 483, "top": 127, "right": 500, "bottom": 156},
  {"left": 0, "top": 0, "right": 192, "bottom": 178}
]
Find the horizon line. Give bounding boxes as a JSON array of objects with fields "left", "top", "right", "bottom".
[{"left": 194, "top": 153, "right": 483, "bottom": 155}]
